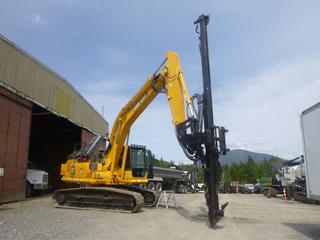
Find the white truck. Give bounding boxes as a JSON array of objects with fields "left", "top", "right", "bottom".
[
  {"left": 26, "top": 168, "right": 49, "bottom": 197},
  {"left": 300, "top": 102, "right": 320, "bottom": 201},
  {"left": 281, "top": 155, "right": 305, "bottom": 188}
]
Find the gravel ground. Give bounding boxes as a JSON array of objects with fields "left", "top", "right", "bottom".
[{"left": 0, "top": 193, "right": 319, "bottom": 240}]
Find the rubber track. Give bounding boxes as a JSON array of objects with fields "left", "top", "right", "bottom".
[
  {"left": 52, "top": 187, "right": 144, "bottom": 213},
  {"left": 115, "top": 185, "right": 160, "bottom": 207},
  {"left": 141, "top": 189, "right": 160, "bottom": 207}
]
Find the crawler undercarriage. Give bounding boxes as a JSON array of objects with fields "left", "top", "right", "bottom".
[{"left": 53, "top": 186, "right": 159, "bottom": 213}]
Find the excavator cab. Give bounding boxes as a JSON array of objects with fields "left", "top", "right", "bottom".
[{"left": 129, "top": 145, "right": 147, "bottom": 177}]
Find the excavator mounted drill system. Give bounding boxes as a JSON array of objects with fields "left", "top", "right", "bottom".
[{"left": 53, "top": 15, "right": 228, "bottom": 227}]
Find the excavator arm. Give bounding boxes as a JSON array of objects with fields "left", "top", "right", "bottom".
[{"left": 105, "top": 51, "right": 195, "bottom": 173}]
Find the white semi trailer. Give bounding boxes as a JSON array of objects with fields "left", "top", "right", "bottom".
[{"left": 300, "top": 102, "right": 320, "bottom": 201}]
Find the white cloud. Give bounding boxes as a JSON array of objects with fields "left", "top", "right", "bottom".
[
  {"left": 215, "top": 54, "right": 320, "bottom": 159},
  {"left": 27, "top": 13, "right": 47, "bottom": 26}
]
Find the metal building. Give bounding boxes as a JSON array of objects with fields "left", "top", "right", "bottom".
[{"left": 0, "top": 35, "right": 109, "bottom": 203}]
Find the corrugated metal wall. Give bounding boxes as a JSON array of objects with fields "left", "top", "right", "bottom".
[
  {"left": 0, "top": 87, "right": 32, "bottom": 203},
  {"left": 0, "top": 35, "right": 108, "bottom": 137}
]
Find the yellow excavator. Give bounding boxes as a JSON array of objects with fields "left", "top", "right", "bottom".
[
  {"left": 53, "top": 51, "right": 191, "bottom": 211},
  {"left": 53, "top": 15, "right": 228, "bottom": 227}
]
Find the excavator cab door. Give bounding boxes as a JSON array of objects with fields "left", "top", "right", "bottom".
[
  {"left": 129, "top": 145, "right": 147, "bottom": 177},
  {"left": 145, "top": 149, "right": 154, "bottom": 179}
]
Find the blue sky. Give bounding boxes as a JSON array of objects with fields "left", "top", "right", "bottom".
[{"left": 1, "top": 1, "right": 320, "bottom": 162}]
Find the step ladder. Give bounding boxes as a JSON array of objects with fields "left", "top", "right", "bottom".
[{"left": 156, "top": 190, "right": 176, "bottom": 209}]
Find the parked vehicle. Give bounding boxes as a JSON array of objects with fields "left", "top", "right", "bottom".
[
  {"left": 300, "top": 102, "right": 320, "bottom": 202},
  {"left": 147, "top": 166, "right": 190, "bottom": 193},
  {"left": 26, "top": 168, "right": 49, "bottom": 197},
  {"left": 275, "top": 103, "right": 320, "bottom": 203},
  {"left": 283, "top": 103, "right": 320, "bottom": 203},
  {"left": 244, "top": 184, "right": 255, "bottom": 193},
  {"left": 219, "top": 181, "right": 252, "bottom": 194}
]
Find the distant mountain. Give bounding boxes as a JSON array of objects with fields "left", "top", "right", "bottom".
[{"left": 219, "top": 149, "right": 280, "bottom": 165}]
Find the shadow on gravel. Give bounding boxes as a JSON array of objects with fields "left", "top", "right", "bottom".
[
  {"left": 284, "top": 223, "right": 320, "bottom": 240},
  {"left": 25, "top": 193, "right": 52, "bottom": 200},
  {"left": 174, "top": 206, "right": 208, "bottom": 223},
  {"left": 174, "top": 206, "right": 224, "bottom": 228}
]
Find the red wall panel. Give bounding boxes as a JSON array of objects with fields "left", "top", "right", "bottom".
[{"left": 0, "top": 86, "right": 32, "bottom": 203}]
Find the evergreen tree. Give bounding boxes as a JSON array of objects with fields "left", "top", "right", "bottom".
[{"left": 221, "top": 156, "right": 277, "bottom": 183}]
